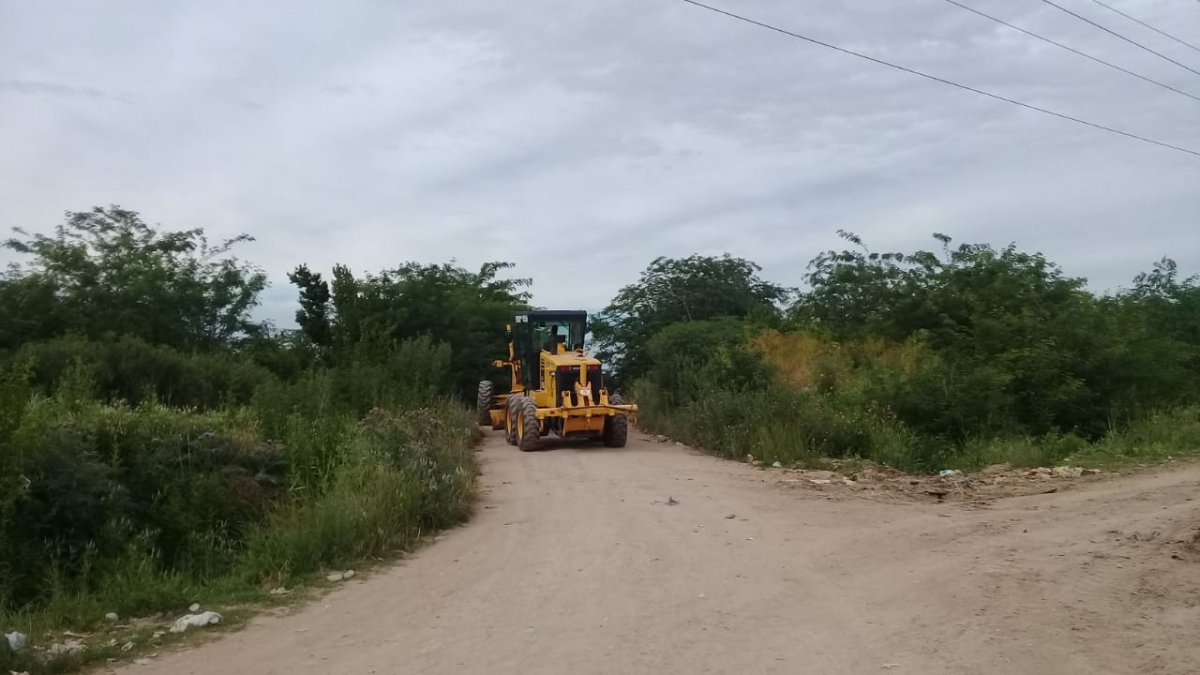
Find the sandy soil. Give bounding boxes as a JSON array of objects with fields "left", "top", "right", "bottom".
[{"left": 108, "top": 430, "right": 1200, "bottom": 675}]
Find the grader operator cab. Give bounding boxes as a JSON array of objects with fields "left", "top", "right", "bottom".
[{"left": 476, "top": 310, "right": 637, "bottom": 451}]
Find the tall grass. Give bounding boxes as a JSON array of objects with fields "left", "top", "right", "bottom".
[
  {"left": 12, "top": 335, "right": 274, "bottom": 409},
  {"left": 239, "top": 406, "right": 477, "bottom": 584},
  {"left": 0, "top": 337, "right": 479, "bottom": 673},
  {"left": 635, "top": 380, "right": 925, "bottom": 470},
  {"left": 636, "top": 328, "right": 1200, "bottom": 474}
]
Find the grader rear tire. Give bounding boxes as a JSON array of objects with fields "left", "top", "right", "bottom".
[
  {"left": 516, "top": 397, "right": 541, "bottom": 452},
  {"left": 603, "top": 393, "right": 628, "bottom": 448},
  {"left": 476, "top": 380, "right": 494, "bottom": 426}
]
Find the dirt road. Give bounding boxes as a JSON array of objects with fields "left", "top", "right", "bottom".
[{"left": 112, "top": 430, "right": 1200, "bottom": 675}]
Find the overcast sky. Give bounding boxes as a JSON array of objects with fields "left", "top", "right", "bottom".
[{"left": 2, "top": 0, "right": 1197, "bottom": 328}]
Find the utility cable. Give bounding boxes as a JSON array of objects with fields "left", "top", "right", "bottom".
[
  {"left": 1086, "top": 0, "right": 1200, "bottom": 55},
  {"left": 944, "top": 0, "right": 1200, "bottom": 104},
  {"left": 676, "top": 0, "right": 1200, "bottom": 157},
  {"left": 1038, "top": 0, "right": 1200, "bottom": 77}
]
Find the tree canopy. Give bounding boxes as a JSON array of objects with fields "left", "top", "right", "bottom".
[
  {"left": 2, "top": 206, "right": 267, "bottom": 351},
  {"left": 3, "top": 204, "right": 1197, "bottom": 463},
  {"left": 601, "top": 232, "right": 1199, "bottom": 450},
  {"left": 288, "top": 259, "right": 532, "bottom": 397},
  {"left": 591, "top": 254, "right": 793, "bottom": 383}
]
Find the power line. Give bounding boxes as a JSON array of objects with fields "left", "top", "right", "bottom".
[
  {"left": 675, "top": 0, "right": 1200, "bottom": 158},
  {"left": 943, "top": 0, "right": 1200, "bottom": 104},
  {"left": 1038, "top": 0, "right": 1200, "bottom": 78},
  {"left": 1086, "top": 0, "right": 1200, "bottom": 55}
]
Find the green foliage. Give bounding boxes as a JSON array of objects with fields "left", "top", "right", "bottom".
[
  {"left": 330, "top": 334, "right": 454, "bottom": 413},
  {"left": 0, "top": 274, "right": 63, "bottom": 351},
  {"left": 247, "top": 335, "right": 454, "bottom": 443},
  {"left": 1122, "top": 257, "right": 1200, "bottom": 380},
  {"left": 2, "top": 206, "right": 268, "bottom": 351},
  {"left": 0, "top": 206, "right": 486, "bottom": 666},
  {"left": 1067, "top": 407, "right": 1200, "bottom": 467},
  {"left": 641, "top": 318, "right": 774, "bottom": 408},
  {"left": 0, "top": 363, "right": 31, "bottom": 448},
  {"left": 0, "top": 395, "right": 283, "bottom": 610},
  {"left": 635, "top": 378, "right": 922, "bottom": 469},
  {"left": 236, "top": 330, "right": 318, "bottom": 382},
  {"left": 287, "top": 264, "right": 333, "bottom": 352},
  {"left": 10, "top": 335, "right": 274, "bottom": 409},
  {"left": 788, "top": 232, "right": 1199, "bottom": 440},
  {"left": 593, "top": 254, "right": 793, "bottom": 383},
  {"left": 0, "top": 390, "right": 477, "bottom": 641},
  {"left": 240, "top": 405, "right": 476, "bottom": 583},
  {"left": 295, "top": 259, "right": 531, "bottom": 398},
  {"left": 6, "top": 199, "right": 1199, "bottom": 674},
  {"left": 614, "top": 233, "right": 1200, "bottom": 474}
]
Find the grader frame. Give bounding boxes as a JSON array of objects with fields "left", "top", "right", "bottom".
[{"left": 476, "top": 310, "right": 636, "bottom": 451}]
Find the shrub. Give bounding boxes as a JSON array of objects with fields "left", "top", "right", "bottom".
[
  {"left": 10, "top": 335, "right": 274, "bottom": 409},
  {"left": 240, "top": 403, "right": 477, "bottom": 584},
  {"left": 636, "top": 376, "right": 926, "bottom": 470},
  {"left": 0, "top": 395, "right": 287, "bottom": 610},
  {"left": 0, "top": 382, "right": 479, "bottom": 635}
]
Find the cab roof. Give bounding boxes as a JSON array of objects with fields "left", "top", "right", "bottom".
[{"left": 515, "top": 310, "right": 587, "bottom": 321}]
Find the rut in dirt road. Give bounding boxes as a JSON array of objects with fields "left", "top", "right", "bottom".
[{"left": 108, "top": 431, "right": 1200, "bottom": 675}]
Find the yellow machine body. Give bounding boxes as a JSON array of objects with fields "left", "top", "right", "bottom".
[{"left": 477, "top": 310, "right": 636, "bottom": 450}]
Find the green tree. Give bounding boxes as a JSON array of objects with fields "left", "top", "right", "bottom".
[
  {"left": 3, "top": 206, "right": 268, "bottom": 350},
  {"left": 791, "top": 232, "right": 1198, "bottom": 439},
  {"left": 0, "top": 273, "right": 64, "bottom": 351},
  {"left": 287, "top": 264, "right": 333, "bottom": 350},
  {"left": 1125, "top": 257, "right": 1200, "bottom": 350},
  {"left": 593, "top": 254, "right": 792, "bottom": 382},
  {"left": 789, "top": 230, "right": 927, "bottom": 341},
  {"left": 292, "top": 259, "right": 532, "bottom": 398},
  {"left": 641, "top": 317, "right": 771, "bottom": 408}
]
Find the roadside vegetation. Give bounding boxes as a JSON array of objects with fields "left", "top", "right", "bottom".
[
  {"left": 2, "top": 207, "right": 1196, "bottom": 671},
  {"left": 592, "top": 232, "right": 1200, "bottom": 474},
  {"left": 0, "top": 207, "right": 527, "bottom": 672}
]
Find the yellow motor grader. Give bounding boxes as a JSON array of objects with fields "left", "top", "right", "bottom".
[{"left": 476, "top": 310, "right": 637, "bottom": 451}]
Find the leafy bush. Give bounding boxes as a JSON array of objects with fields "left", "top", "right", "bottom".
[
  {"left": 330, "top": 334, "right": 454, "bottom": 414},
  {"left": 0, "top": 390, "right": 477, "bottom": 627},
  {"left": 0, "top": 394, "right": 284, "bottom": 610},
  {"left": 10, "top": 335, "right": 273, "bottom": 409},
  {"left": 788, "top": 232, "right": 1200, "bottom": 440},
  {"left": 289, "top": 260, "right": 531, "bottom": 400},
  {"left": 636, "top": 375, "right": 923, "bottom": 470},
  {"left": 240, "top": 404, "right": 477, "bottom": 583},
  {"left": 1, "top": 206, "right": 267, "bottom": 352},
  {"left": 618, "top": 243, "right": 1200, "bottom": 474},
  {"left": 0, "top": 205, "right": 504, "bottom": 672},
  {"left": 642, "top": 318, "right": 774, "bottom": 408}
]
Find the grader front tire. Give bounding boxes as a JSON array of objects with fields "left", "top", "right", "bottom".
[
  {"left": 476, "top": 380, "right": 495, "bottom": 426},
  {"left": 517, "top": 397, "right": 541, "bottom": 452},
  {"left": 603, "top": 393, "right": 629, "bottom": 448}
]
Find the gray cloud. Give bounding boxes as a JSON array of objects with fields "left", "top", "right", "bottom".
[
  {"left": 0, "top": 0, "right": 1197, "bottom": 328},
  {"left": 319, "top": 84, "right": 381, "bottom": 97},
  {"left": 0, "top": 78, "right": 125, "bottom": 101}
]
